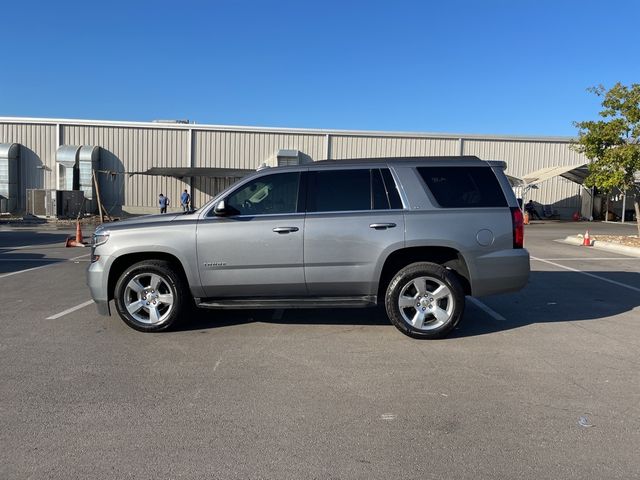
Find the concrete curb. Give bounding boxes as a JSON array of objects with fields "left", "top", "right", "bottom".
[{"left": 560, "top": 235, "right": 640, "bottom": 258}]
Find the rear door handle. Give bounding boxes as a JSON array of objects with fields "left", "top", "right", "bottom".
[
  {"left": 273, "top": 226, "right": 299, "bottom": 234},
  {"left": 369, "top": 223, "right": 397, "bottom": 230}
]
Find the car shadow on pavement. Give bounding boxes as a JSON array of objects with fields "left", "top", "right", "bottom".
[
  {"left": 0, "top": 231, "right": 74, "bottom": 275},
  {"left": 179, "top": 306, "right": 390, "bottom": 332},
  {"left": 0, "top": 252, "right": 69, "bottom": 274},
  {"left": 450, "top": 270, "right": 640, "bottom": 338},
  {"left": 178, "top": 270, "right": 640, "bottom": 336},
  {"left": 0, "top": 231, "right": 72, "bottom": 251}
]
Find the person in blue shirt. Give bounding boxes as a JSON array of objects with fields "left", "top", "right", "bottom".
[
  {"left": 180, "top": 189, "right": 191, "bottom": 211},
  {"left": 158, "top": 193, "right": 169, "bottom": 214}
]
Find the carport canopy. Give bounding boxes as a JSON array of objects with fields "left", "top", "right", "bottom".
[
  {"left": 130, "top": 167, "right": 254, "bottom": 179},
  {"left": 508, "top": 163, "right": 589, "bottom": 187}
]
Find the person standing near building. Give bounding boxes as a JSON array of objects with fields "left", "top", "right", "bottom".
[
  {"left": 525, "top": 200, "right": 541, "bottom": 220},
  {"left": 158, "top": 193, "right": 170, "bottom": 214},
  {"left": 180, "top": 189, "right": 191, "bottom": 211}
]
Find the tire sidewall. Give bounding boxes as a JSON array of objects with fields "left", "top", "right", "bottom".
[
  {"left": 385, "top": 262, "right": 465, "bottom": 339},
  {"left": 114, "top": 261, "right": 183, "bottom": 332}
]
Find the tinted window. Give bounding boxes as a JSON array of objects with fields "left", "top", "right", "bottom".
[
  {"left": 226, "top": 172, "right": 300, "bottom": 215},
  {"left": 307, "top": 169, "right": 371, "bottom": 212},
  {"left": 381, "top": 168, "right": 403, "bottom": 209},
  {"left": 417, "top": 166, "right": 507, "bottom": 208},
  {"left": 372, "top": 169, "right": 389, "bottom": 210}
]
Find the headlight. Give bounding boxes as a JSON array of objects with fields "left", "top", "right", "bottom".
[{"left": 92, "top": 232, "right": 110, "bottom": 247}]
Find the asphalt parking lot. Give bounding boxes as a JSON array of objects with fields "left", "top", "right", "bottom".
[{"left": 1, "top": 220, "right": 639, "bottom": 480}]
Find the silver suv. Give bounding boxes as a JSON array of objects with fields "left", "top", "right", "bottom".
[{"left": 87, "top": 156, "right": 529, "bottom": 339}]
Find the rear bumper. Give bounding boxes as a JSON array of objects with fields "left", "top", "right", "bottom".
[{"left": 469, "top": 249, "right": 530, "bottom": 296}]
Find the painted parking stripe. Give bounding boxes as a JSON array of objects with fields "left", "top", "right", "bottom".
[
  {"left": 0, "top": 253, "right": 90, "bottom": 279},
  {"left": 540, "top": 257, "right": 640, "bottom": 261},
  {"left": 532, "top": 256, "right": 640, "bottom": 294},
  {"left": 0, "top": 258, "right": 90, "bottom": 262},
  {"left": 0, "top": 243, "right": 71, "bottom": 251},
  {"left": 467, "top": 297, "right": 506, "bottom": 321},
  {"left": 46, "top": 300, "right": 95, "bottom": 320}
]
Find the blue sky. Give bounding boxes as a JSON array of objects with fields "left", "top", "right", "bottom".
[{"left": 1, "top": 0, "right": 638, "bottom": 136}]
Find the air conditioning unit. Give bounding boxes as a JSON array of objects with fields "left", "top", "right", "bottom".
[
  {"left": 26, "top": 189, "right": 85, "bottom": 218},
  {"left": 26, "top": 189, "right": 47, "bottom": 216}
]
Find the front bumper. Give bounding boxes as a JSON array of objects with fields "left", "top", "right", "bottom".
[
  {"left": 86, "top": 255, "right": 111, "bottom": 316},
  {"left": 93, "top": 299, "right": 111, "bottom": 316}
]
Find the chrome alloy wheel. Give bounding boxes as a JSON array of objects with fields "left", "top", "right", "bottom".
[
  {"left": 397, "top": 276, "right": 454, "bottom": 331},
  {"left": 123, "top": 273, "right": 174, "bottom": 325}
]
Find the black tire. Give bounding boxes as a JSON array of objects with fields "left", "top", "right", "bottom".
[
  {"left": 385, "top": 262, "right": 465, "bottom": 339},
  {"left": 114, "top": 260, "right": 189, "bottom": 332}
]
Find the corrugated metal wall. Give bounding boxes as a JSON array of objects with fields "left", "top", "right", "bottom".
[
  {"left": 193, "top": 130, "right": 326, "bottom": 168},
  {"left": 192, "top": 130, "right": 327, "bottom": 208},
  {"left": 0, "top": 118, "right": 590, "bottom": 216},
  {"left": 63, "top": 125, "right": 190, "bottom": 214},
  {"left": 330, "top": 135, "right": 460, "bottom": 159},
  {"left": 0, "top": 122, "right": 57, "bottom": 209},
  {"left": 462, "top": 138, "right": 587, "bottom": 210}
]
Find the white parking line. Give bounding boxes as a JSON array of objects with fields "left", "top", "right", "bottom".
[
  {"left": 0, "top": 253, "right": 90, "bottom": 279},
  {"left": 532, "top": 256, "right": 640, "bottom": 293},
  {"left": 0, "top": 258, "right": 90, "bottom": 262},
  {"left": 467, "top": 297, "right": 506, "bottom": 321},
  {"left": 541, "top": 257, "right": 640, "bottom": 261},
  {"left": 46, "top": 300, "right": 95, "bottom": 320},
  {"left": 0, "top": 243, "right": 70, "bottom": 251}
]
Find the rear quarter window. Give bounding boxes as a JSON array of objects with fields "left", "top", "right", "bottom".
[{"left": 417, "top": 166, "right": 507, "bottom": 208}]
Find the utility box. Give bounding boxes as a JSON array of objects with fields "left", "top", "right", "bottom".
[
  {"left": 49, "top": 190, "right": 85, "bottom": 218},
  {"left": 265, "top": 149, "right": 313, "bottom": 167},
  {"left": 26, "top": 189, "right": 47, "bottom": 216},
  {"left": 26, "top": 189, "right": 85, "bottom": 218},
  {"left": 276, "top": 149, "right": 302, "bottom": 166}
]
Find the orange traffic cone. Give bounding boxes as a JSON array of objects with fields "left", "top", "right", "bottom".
[
  {"left": 65, "top": 220, "right": 88, "bottom": 247},
  {"left": 582, "top": 230, "right": 592, "bottom": 247}
]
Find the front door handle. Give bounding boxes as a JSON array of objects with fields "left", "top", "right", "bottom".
[
  {"left": 273, "top": 226, "right": 299, "bottom": 234},
  {"left": 369, "top": 223, "right": 397, "bottom": 230}
]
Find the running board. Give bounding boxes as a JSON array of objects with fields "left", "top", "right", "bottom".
[{"left": 195, "top": 296, "right": 378, "bottom": 310}]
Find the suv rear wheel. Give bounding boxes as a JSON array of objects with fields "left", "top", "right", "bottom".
[
  {"left": 114, "top": 260, "right": 187, "bottom": 332},
  {"left": 385, "top": 262, "right": 465, "bottom": 339}
]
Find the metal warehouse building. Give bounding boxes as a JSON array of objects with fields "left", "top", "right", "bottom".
[{"left": 0, "top": 116, "right": 591, "bottom": 217}]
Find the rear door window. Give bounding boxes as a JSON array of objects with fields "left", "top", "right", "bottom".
[
  {"left": 417, "top": 166, "right": 507, "bottom": 208},
  {"left": 307, "top": 169, "right": 370, "bottom": 212},
  {"left": 307, "top": 168, "right": 404, "bottom": 212}
]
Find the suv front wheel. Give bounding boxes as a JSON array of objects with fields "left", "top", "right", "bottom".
[
  {"left": 114, "top": 260, "right": 187, "bottom": 332},
  {"left": 385, "top": 262, "right": 465, "bottom": 339}
]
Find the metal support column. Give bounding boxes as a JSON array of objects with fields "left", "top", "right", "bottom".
[{"left": 325, "top": 134, "right": 332, "bottom": 160}]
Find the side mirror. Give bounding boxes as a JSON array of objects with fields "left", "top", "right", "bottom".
[{"left": 213, "top": 200, "right": 228, "bottom": 216}]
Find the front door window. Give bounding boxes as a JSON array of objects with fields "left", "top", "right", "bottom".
[{"left": 226, "top": 172, "right": 301, "bottom": 215}]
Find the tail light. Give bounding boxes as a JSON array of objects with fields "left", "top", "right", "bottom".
[{"left": 511, "top": 207, "right": 524, "bottom": 248}]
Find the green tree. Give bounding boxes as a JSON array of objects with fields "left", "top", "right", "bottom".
[{"left": 573, "top": 82, "right": 640, "bottom": 236}]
